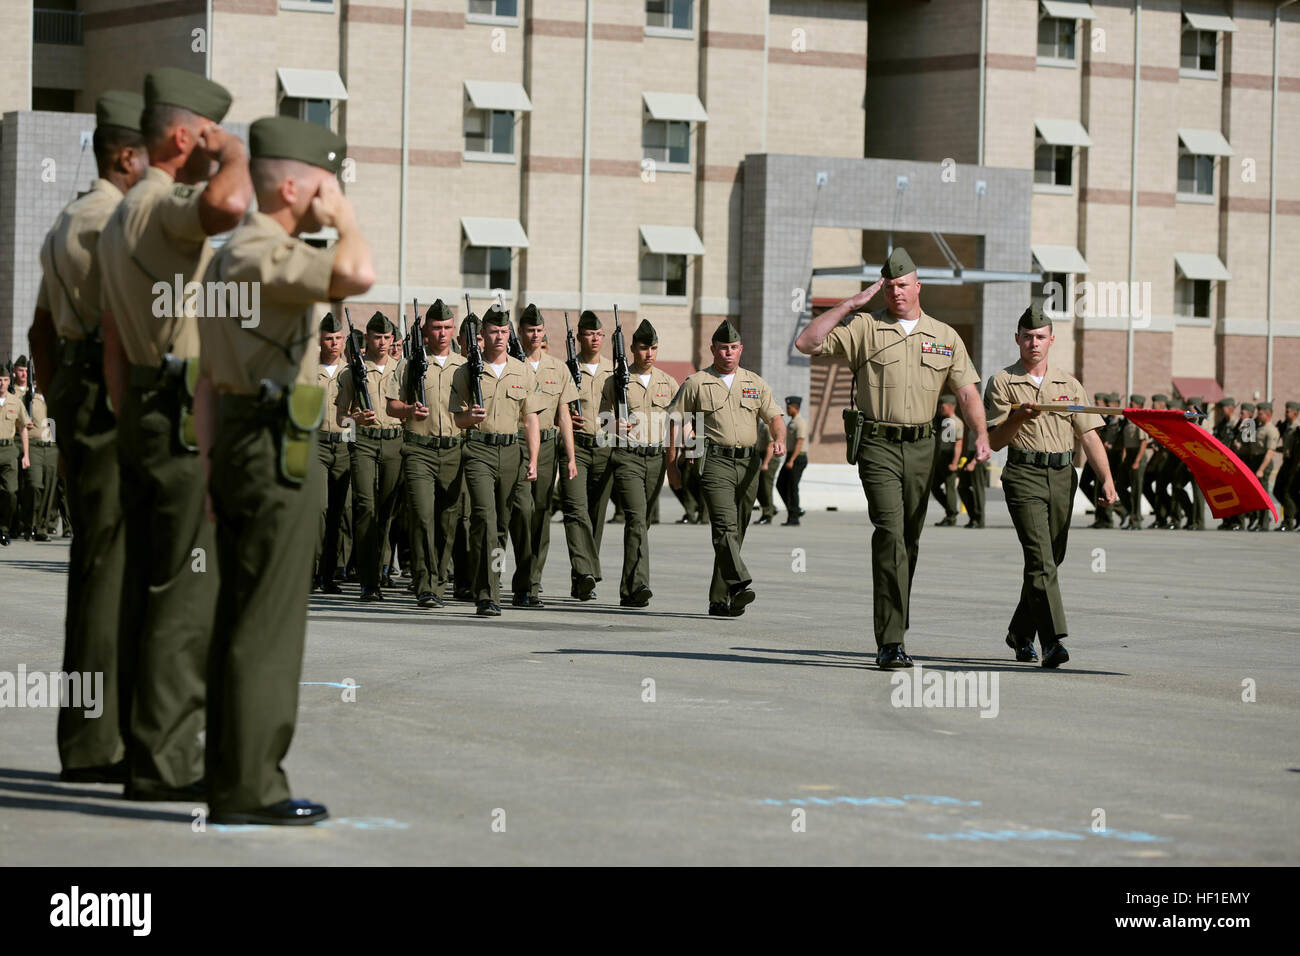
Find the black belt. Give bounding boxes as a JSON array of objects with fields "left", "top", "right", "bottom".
[
  {"left": 128, "top": 357, "right": 185, "bottom": 390},
  {"left": 219, "top": 392, "right": 281, "bottom": 423},
  {"left": 862, "top": 420, "right": 934, "bottom": 442},
  {"left": 318, "top": 430, "right": 344, "bottom": 444},
  {"left": 620, "top": 443, "right": 665, "bottom": 457},
  {"left": 60, "top": 336, "right": 103, "bottom": 370},
  {"left": 707, "top": 441, "right": 755, "bottom": 460},
  {"left": 517, "top": 427, "right": 559, "bottom": 442},
  {"left": 1008, "top": 447, "right": 1074, "bottom": 468},
  {"left": 464, "top": 430, "right": 517, "bottom": 446},
  {"left": 358, "top": 426, "right": 401, "bottom": 440},
  {"left": 0, "top": 438, "right": 11, "bottom": 447},
  {"left": 404, "top": 432, "right": 462, "bottom": 449},
  {"left": 574, "top": 432, "right": 601, "bottom": 449},
  {"left": 31, "top": 440, "right": 56, "bottom": 447}
]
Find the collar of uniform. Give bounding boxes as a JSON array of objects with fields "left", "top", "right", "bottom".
[
  {"left": 871, "top": 308, "right": 938, "bottom": 337},
  {"left": 581, "top": 355, "right": 613, "bottom": 372},
  {"left": 144, "top": 166, "right": 175, "bottom": 187},
  {"left": 427, "top": 350, "right": 463, "bottom": 366},
  {"left": 92, "top": 177, "right": 124, "bottom": 200},
  {"left": 1006, "top": 360, "right": 1068, "bottom": 386},
  {"left": 706, "top": 365, "right": 744, "bottom": 381}
]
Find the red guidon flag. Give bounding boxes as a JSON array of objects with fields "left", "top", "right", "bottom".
[{"left": 1034, "top": 406, "right": 1278, "bottom": 520}]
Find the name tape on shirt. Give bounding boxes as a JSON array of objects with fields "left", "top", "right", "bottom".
[{"left": 921, "top": 341, "right": 954, "bottom": 357}]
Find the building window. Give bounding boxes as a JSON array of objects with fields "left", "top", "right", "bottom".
[
  {"left": 1033, "top": 272, "right": 1070, "bottom": 318},
  {"left": 1175, "top": 277, "right": 1211, "bottom": 319},
  {"left": 32, "top": 87, "right": 77, "bottom": 112},
  {"left": 463, "top": 247, "right": 512, "bottom": 291},
  {"left": 465, "top": 108, "right": 514, "bottom": 156},
  {"left": 640, "top": 253, "right": 687, "bottom": 297},
  {"left": 643, "top": 119, "right": 689, "bottom": 166},
  {"left": 1037, "top": 17, "right": 1076, "bottom": 60},
  {"left": 1034, "top": 140, "right": 1072, "bottom": 187},
  {"left": 1177, "top": 150, "right": 1214, "bottom": 196},
  {"left": 279, "top": 96, "right": 332, "bottom": 128},
  {"left": 33, "top": 7, "right": 83, "bottom": 45},
  {"left": 646, "top": 0, "right": 693, "bottom": 32},
  {"left": 469, "top": 0, "right": 517, "bottom": 17},
  {"left": 1180, "top": 28, "right": 1216, "bottom": 72}
]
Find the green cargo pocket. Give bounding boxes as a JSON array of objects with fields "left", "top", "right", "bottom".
[{"left": 279, "top": 383, "right": 325, "bottom": 486}]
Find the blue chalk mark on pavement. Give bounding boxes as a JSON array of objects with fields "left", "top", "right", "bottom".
[
  {"left": 924, "top": 828, "right": 1169, "bottom": 843},
  {"left": 299, "top": 681, "right": 360, "bottom": 688}
]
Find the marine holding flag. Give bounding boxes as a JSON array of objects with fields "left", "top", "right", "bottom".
[{"left": 984, "top": 302, "right": 1117, "bottom": 669}]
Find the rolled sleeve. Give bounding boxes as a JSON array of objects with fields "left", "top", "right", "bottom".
[
  {"left": 157, "top": 184, "right": 208, "bottom": 244},
  {"left": 944, "top": 336, "right": 980, "bottom": 393},
  {"left": 983, "top": 375, "right": 1012, "bottom": 429},
  {"left": 758, "top": 382, "right": 781, "bottom": 423}
]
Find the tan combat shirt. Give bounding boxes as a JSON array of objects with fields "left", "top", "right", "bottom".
[
  {"left": 786, "top": 412, "right": 809, "bottom": 454},
  {"left": 984, "top": 362, "right": 1103, "bottom": 453},
  {"left": 573, "top": 355, "right": 613, "bottom": 436},
  {"left": 12, "top": 387, "right": 51, "bottom": 441},
  {"left": 1258, "top": 421, "right": 1282, "bottom": 470},
  {"left": 1, "top": 394, "right": 32, "bottom": 440},
  {"left": 318, "top": 362, "right": 346, "bottom": 434},
  {"left": 528, "top": 353, "right": 580, "bottom": 428},
  {"left": 450, "top": 356, "right": 547, "bottom": 435},
  {"left": 820, "top": 308, "right": 980, "bottom": 425},
  {"left": 198, "top": 211, "right": 335, "bottom": 396},
  {"left": 337, "top": 358, "right": 404, "bottom": 428},
  {"left": 670, "top": 366, "right": 782, "bottom": 448},
  {"left": 98, "top": 166, "right": 213, "bottom": 365},
  {"left": 600, "top": 366, "right": 679, "bottom": 445},
  {"left": 384, "top": 351, "right": 465, "bottom": 438},
  {"left": 37, "top": 178, "right": 123, "bottom": 340}
]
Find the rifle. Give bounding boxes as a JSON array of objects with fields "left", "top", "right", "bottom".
[
  {"left": 409, "top": 297, "right": 427, "bottom": 406},
  {"left": 463, "top": 295, "right": 484, "bottom": 409},
  {"left": 507, "top": 314, "right": 526, "bottom": 363},
  {"left": 22, "top": 355, "right": 35, "bottom": 419},
  {"left": 343, "top": 307, "right": 372, "bottom": 411},
  {"left": 611, "top": 304, "right": 630, "bottom": 436},
  {"left": 563, "top": 310, "right": 582, "bottom": 420}
]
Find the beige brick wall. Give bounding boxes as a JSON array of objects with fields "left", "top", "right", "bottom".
[
  {"left": 1171, "top": 323, "right": 1215, "bottom": 378},
  {"left": 0, "top": 4, "right": 32, "bottom": 113}
]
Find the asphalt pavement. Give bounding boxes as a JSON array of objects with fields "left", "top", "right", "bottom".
[{"left": 1, "top": 491, "right": 1295, "bottom": 865}]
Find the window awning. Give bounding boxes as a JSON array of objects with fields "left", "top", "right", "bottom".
[
  {"left": 1183, "top": 10, "right": 1236, "bottom": 33},
  {"left": 1171, "top": 377, "right": 1224, "bottom": 403},
  {"left": 461, "top": 217, "right": 529, "bottom": 248},
  {"left": 276, "top": 68, "right": 348, "bottom": 101},
  {"left": 1035, "top": 118, "right": 1092, "bottom": 147},
  {"left": 1032, "top": 244, "right": 1091, "bottom": 274},
  {"left": 1175, "top": 253, "right": 1230, "bottom": 281},
  {"left": 1041, "top": 1, "right": 1098, "bottom": 20},
  {"left": 640, "top": 225, "right": 705, "bottom": 256},
  {"left": 1178, "top": 128, "right": 1233, "bottom": 156},
  {"left": 464, "top": 80, "right": 533, "bottom": 112},
  {"left": 642, "top": 92, "right": 708, "bottom": 123}
]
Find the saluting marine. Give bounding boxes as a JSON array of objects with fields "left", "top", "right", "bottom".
[
  {"left": 29, "top": 89, "right": 146, "bottom": 782},
  {"left": 97, "top": 68, "right": 250, "bottom": 802},
  {"left": 195, "top": 114, "right": 374, "bottom": 824},
  {"left": 795, "top": 247, "right": 990, "bottom": 670}
]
